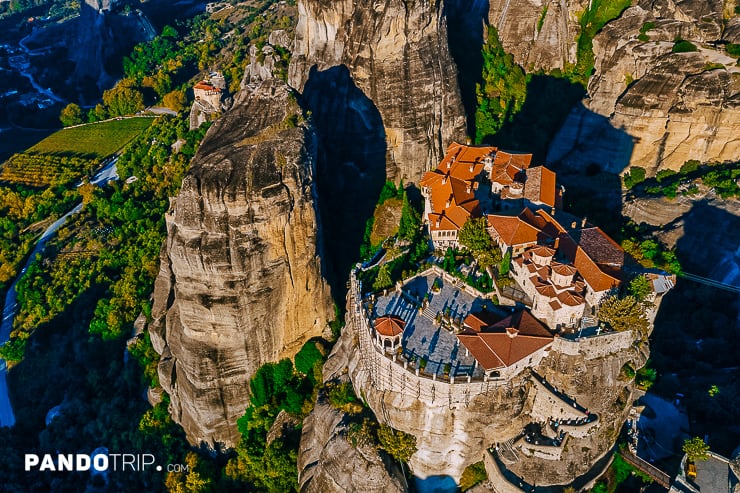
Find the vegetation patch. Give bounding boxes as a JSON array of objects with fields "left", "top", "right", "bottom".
[
  {"left": 460, "top": 460, "right": 488, "bottom": 491},
  {"left": 672, "top": 39, "right": 698, "bottom": 53},
  {"left": 370, "top": 197, "right": 403, "bottom": 246},
  {"left": 637, "top": 21, "right": 655, "bottom": 42},
  {"left": 536, "top": 5, "right": 548, "bottom": 33},
  {"left": 569, "top": 0, "right": 632, "bottom": 86},
  {"left": 475, "top": 27, "right": 527, "bottom": 143},
  {"left": 27, "top": 118, "right": 154, "bottom": 159}
]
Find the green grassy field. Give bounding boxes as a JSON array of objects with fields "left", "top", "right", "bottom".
[{"left": 27, "top": 117, "right": 155, "bottom": 159}]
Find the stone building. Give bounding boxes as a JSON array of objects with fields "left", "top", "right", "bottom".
[{"left": 420, "top": 143, "right": 561, "bottom": 250}]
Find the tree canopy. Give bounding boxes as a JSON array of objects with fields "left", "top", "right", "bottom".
[
  {"left": 376, "top": 424, "right": 417, "bottom": 463},
  {"left": 458, "top": 217, "right": 494, "bottom": 253},
  {"left": 475, "top": 27, "right": 527, "bottom": 143},
  {"left": 59, "top": 103, "right": 83, "bottom": 127},
  {"left": 628, "top": 274, "right": 653, "bottom": 302},
  {"left": 683, "top": 437, "right": 710, "bottom": 462},
  {"left": 598, "top": 295, "right": 649, "bottom": 334}
]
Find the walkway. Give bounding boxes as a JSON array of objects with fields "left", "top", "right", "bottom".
[
  {"left": 620, "top": 450, "right": 671, "bottom": 488},
  {"left": 0, "top": 158, "right": 119, "bottom": 428}
]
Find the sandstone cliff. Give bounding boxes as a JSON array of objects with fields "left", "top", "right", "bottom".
[
  {"left": 487, "top": 0, "right": 589, "bottom": 71},
  {"left": 548, "top": 0, "right": 740, "bottom": 174},
  {"left": 149, "top": 78, "right": 333, "bottom": 449},
  {"left": 288, "top": 0, "right": 467, "bottom": 183}
]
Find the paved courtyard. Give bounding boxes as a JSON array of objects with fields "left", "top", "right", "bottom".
[{"left": 373, "top": 272, "right": 499, "bottom": 378}]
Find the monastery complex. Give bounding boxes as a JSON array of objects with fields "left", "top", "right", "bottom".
[{"left": 349, "top": 144, "right": 677, "bottom": 483}]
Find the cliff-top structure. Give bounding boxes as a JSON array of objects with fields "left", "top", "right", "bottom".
[{"left": 336, "top": 143, "right": 675, "bottom": 489}]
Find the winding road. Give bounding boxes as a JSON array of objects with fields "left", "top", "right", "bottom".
[{"left": 0, "top": 158, "right": 119, "bottom": 428}]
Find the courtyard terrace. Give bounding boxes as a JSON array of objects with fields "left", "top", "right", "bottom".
[{"left": 369, "top": 271, "right": 508, "bottom": 378}]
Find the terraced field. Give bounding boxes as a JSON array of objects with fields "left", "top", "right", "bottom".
[{"left": 0, "top": 117, "right": 154, "bottom": 187}]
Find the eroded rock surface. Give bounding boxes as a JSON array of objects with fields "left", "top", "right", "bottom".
[
  {"left": 298, "top": 323, "right": 407, "bottom": 493},
  {"left": 549, "top": 1, "right": 740, "bottom": 174},
  {"left": 149, "top": 78, "right": 333, "bottom": 449},
  {"left": 289, "top": 0, "right": 467, "bottom": 183}
]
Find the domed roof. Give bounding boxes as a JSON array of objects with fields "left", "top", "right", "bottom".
[
  {"left": 374, "top": 315, "right": 405, "bottom": 337},
  {"left": 557, "top": 290, "right": 585, "bottom": 307}
]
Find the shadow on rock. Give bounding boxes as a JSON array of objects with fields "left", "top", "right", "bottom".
[{"left": 300, "top": 65, "right": 387, "bottom": 303}]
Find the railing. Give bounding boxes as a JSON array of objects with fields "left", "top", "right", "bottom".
[{"left": 620, "top": 450, "right": 672, "bottom": 488}]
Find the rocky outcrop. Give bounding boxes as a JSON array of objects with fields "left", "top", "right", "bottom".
[
  {"left": 149, "top": 78, "right": 333, "bottom": 449},
  {"left": 548, "top": 1, "right": 740, "bottom": 174},
  {"left": 298, "top": 320, "right": 408, "bottom": 493},
  {"left": 288, "top": 0, "right": 467, "bottom": 183}
]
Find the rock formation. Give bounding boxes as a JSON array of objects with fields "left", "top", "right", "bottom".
[
  {"left": 487, "top": 0, "right": 589, "bottom": 71},
  {"left": 149, "top": 78, "right": 333, "bottom": 449},
  {"left": 288, "top": 0, "right": 467, "bottom": 183},
  {"left": 298, "top": 332, "right": 408, "bottom": 493},
  {"left": 548, "top": 0, "right": 740, "bottom": 174}
]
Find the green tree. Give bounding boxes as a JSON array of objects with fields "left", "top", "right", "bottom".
[
  {"left": 294, "top": 340, "right": 323, "bottom": 379},
  {"left": 628, "top": 274, "right": 652, "bottom": 302},
  {"left": 163, "top": 90, "right": 188, "bottom": 113},
  {"left": 373, "top": 263, "right": 393, "bottom": 291},
  {"left": 682, "top": 437, "right": 710, "bottom": 462},
  {"left": 475, "top": 27, "right": 527, "bottom": 142},
  {"left": 59, "top": 103, "right": 84, "bottom": 127},
  {"left": 397, "top": 190, "right": 421, "bottom": 241},
  {"left": 376, "top": 424, "right": 417, "bottom": 463},
  {"left": 458, "top": 217, "right": 493, "bottom": 253},
  {"left": 103, "top": 79, "right": 145, "bottom": 117},
  {"left": 597, "top": 295, "right": 649, "bottom": 334}
]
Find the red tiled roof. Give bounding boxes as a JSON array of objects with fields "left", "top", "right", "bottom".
[
  {"left": 523, "top": 166, "right": 558, "bottom": 208},
  {"left": 487, "top": 214, "right": 542, "bottom": 247},
  {"left": 530, "top": 245, "right": 556, "bottom": 258},
  {"left": 551, "top": 262, "right": 577, "bottom": 276},
  {"left": 557, "top": 290, "right": 585, "bottom": 307},
  {"left": 194, "top": 81, "right": 221, "bottom": 92},
  {"left": 457, "top": 311, "right": 553, "bottom": 370},
  {"left": 463, "top": 309, "right": 503, "bottom": 332},
  {"left": 536, "top": 284, "right": 557, "bottom": 297},
  {"left": 374, "top": 315, "right": 405, "bottom": 337}
]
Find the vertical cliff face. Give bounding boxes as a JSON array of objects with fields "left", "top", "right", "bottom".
[
  {"left": 149, "top": 79, "right": 333, "bottom": 449},
  {"left": 288, "top": 0, "right": 467, "bottom": 183},
  {"left": 487, "top": 0, "right": 589, "bottom": 71}
]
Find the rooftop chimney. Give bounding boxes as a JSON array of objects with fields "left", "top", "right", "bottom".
[{"left": 581, "top": 216, "right": 588, "bottom": 227}]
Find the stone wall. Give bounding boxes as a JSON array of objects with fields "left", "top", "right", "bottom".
[{"left": 551, "top": 330, "right": 634, "bottom": 359}]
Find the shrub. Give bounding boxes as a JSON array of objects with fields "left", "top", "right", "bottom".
[
  {"left": 623, "top": 166, "right": 646, "bottom": 188},
  {"left": 726, "top": 43, "right": 740, "bottom": 58},
  {"left": 672, "top": 40, "right": 698, "bottom": 53},
  {"left": 680, "top": 159, "right": 701, "bottom": 174},
  {"left": 294, "top": 341, "right": 324, "bottom": 378},
  {"left": 326, "top": 381, "right": 363, "bottom": 415},
  {"left": 376, "top": 424, "right": 417, "bottom": 463},
  {"left": 655, "top": 169, "right": 677, "bottom": 182},
  {"left": 460, "top": 461, "right": 487, "bottom": 491}
]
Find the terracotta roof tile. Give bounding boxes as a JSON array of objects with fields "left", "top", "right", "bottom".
[
  {"left": 487, "top": 214, "right": 542, "bottom": 247},
  {"left": 557, "top": 290, "right": 585, "bottom": 307},
  {"left": 523, "top": 166, "right": 557, "bottom": 208},
  {"left": 374, "top": 315, "right": 405, "bottom": 337}
]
